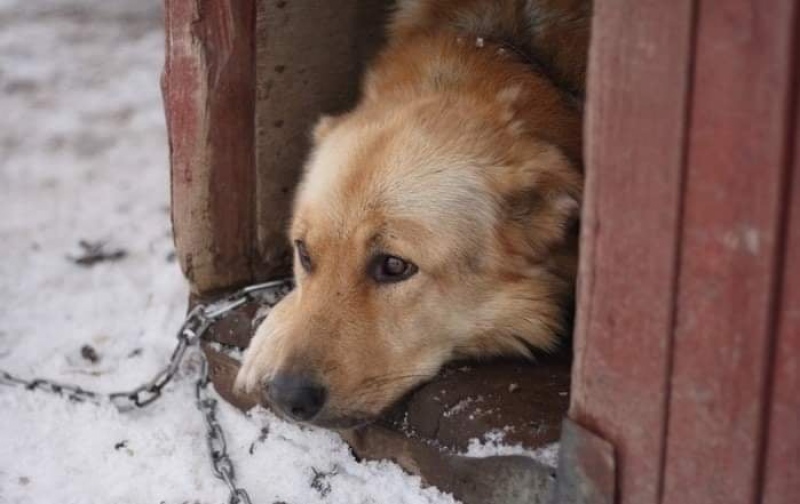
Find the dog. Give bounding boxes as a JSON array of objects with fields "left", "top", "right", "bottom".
[{"left": 236, "top": 0, "right": 590, "bottom": 428}]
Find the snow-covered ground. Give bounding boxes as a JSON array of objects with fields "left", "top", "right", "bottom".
[
  {"left": 0, "top": 2, "right": 459, "bottom": 503},
  {"left": 0, "top": 2, "right": 558, "bottom": 503}
]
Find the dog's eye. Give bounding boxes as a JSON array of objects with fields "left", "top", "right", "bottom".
[
  {"left": 370, "top": 254, "right": 417, "bottom": 284},
  {"left": 295, "top": 240, "right": 312, "bottom": 273}
]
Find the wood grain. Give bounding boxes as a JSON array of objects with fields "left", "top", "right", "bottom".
[
  {"left": 761, "top": 15, "right": 800, "bottom": 502},
  {"left": 163, "top": 0, "right": 257, "bottom": 294},
  {"left": 252, "top": 0, "right": 388, "bottom": 281},
  {"left": 662, "top": 1, "right": 798, "bottom": 502},
  {"left": 570, "top": 1, "right": 695, "bottom": 503}
]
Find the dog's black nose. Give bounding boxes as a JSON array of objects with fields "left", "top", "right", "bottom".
[{"left": 266, "top": 373, "right": 327, "bottom": 421}]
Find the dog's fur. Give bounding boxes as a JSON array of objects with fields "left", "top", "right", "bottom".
[{"left": 236, "top": 0, "right": 591, "bottom": 428}]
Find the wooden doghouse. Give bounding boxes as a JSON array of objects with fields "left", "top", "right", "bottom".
[{"left": 162, "top": 1, "right": 800, "bottom": 503}]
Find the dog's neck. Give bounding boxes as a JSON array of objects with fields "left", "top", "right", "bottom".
[
  {"left": 460, "top": 34, "right": 581, "bottom": 104},
  {"left": 363, "top": 31, "right": 584, "bottom": 163}
]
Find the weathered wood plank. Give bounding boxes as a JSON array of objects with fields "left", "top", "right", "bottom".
[
  {"left": 662, "top": 1, "right": 798, "bottom": 502},
  {"left": 569, "top": 1, "right": 695, "bottom": 504},
  {"left": 163, "top": 0, "right": 257, "bottom": 294},
  {"left": 762, "top": 30, "right": 800, "bottom": 503},
  {"left": 252, "top": 0, "right": 387, "bottom": 281}
]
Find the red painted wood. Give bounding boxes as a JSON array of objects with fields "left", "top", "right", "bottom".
[
  {"left": 163, "top": 0, "right": 257, "bottom": 294},
  {"left": 569, "top": 1, "right": 694, "bottom": 503},
  {"left": 762, "top": 41, "right": 800, "bottom": 504},
  {"left": 662, "top": 1, "right": 798, "bottom": 503}
]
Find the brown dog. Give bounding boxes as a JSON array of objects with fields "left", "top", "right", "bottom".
[{"left": 236, "top": 0, "right": 590, "bottom": 428}]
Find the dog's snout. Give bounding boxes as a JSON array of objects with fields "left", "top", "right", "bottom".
[{"left": 266, "top": 373, "right": 327, "bottom": 421}]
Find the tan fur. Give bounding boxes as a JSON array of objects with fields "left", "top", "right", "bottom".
[{"left": 236, "top": 0, "right": 590, "bottom": 428}]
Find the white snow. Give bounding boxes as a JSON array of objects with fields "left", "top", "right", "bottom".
[
  {"left": 0, "top": 2, "right": 458, "bottom": 502},
  {"left": 464, "top": 430, "right": 560, "bottom": 468},
  {"left": 0, "top": 2, "right": 552, "bottom": 503}
]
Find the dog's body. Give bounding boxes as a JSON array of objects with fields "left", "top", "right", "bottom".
[{"left": 236, "top": 0, "right": 591, "bottom": 428}]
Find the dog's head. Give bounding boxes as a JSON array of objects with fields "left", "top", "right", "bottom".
[{"left": 236, "top": 76, "right": 581, "bottom": 428}]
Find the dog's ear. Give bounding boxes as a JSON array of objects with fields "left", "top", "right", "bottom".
[
  {"left": 495, "top": 144, "right": 582, "bottom": 260},
  {"left": 311, "top": 114, "right": 344, "bottom": 143}
]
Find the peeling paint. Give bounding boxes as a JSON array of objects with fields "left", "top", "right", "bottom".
[{"left": 721, "top": 225, "right": 761, "bottom": 256}]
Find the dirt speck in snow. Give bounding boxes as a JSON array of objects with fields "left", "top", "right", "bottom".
[{"left": 80, "top": 344, "right": 100, "bottom": 363}]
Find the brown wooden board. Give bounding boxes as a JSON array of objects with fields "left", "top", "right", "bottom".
[
  {"left": 569, "top": 1, "right": 695, "bottom": 503},
  {"left": 761, "top": 23, "right": 800, "bottom": 504},
  {"left": 163, "top": 0, "right": 257, "bottom": 294},
  {"left": 166, "top": 1, "right": 388, "bottom": 294},
  {"left": 252, "top": 0, "right": 388, "bottom": 281},
  {"left": 661, "top": 1, "right": 798, "bottom": 503}
]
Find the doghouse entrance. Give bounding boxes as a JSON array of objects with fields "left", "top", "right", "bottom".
[
  {"left": 165, "top": 1, "right": 800, "bottom": 503},
  {"left": 164, "top": 1, "right": 579, "bottom": 502}
]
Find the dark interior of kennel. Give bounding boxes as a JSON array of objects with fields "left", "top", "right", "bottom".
[{"left": 163, "top": 1, "right": 800, "bottom": 503}]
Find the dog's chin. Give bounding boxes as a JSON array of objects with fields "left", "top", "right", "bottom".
[
  {"left": 261, "top": 401, "right": 379, "bottom": 430},
  {"left": 309, "top": 413, "right": 377, "bottom": 430}
]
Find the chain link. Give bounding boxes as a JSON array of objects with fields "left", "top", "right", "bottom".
[
  {"left": 195, "top": 347, "right": 253, "bottom": 504},
  {"left": 0, "top": 277, "right": 292, "bottom": 504},
  {"left": 0, "top": 371, "right": 105, "bottom": 403}
]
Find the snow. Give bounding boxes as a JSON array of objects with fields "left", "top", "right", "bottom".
[
  {"left": 0, "top": 2, "right": 553, "bottom": 502},
  {"left": 464, "top": 430, "right": 560, "bottom": 468}
]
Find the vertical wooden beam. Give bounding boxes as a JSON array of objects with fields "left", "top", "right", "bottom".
[
  {"left": 662, "top": 0, "right": 798, "bottom": 503},
  {"left": 569, "top": 2, "right": 695, "bottom": 504},
  {"left": 762, "top": 48, "right": 800, "bottom": 502},
  {"left": 252, "top": 0, "right": 387, "bottom": 281},
  {"left": 163, "top": 0, "right": 257, "bottom": 294}
]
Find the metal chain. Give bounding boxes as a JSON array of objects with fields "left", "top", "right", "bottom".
[
  {"left": 196, "top": 355, "right": 252, "bottom": 504},
  {"left": 0, "top": 278, "right": 293, "bottom": 504}
]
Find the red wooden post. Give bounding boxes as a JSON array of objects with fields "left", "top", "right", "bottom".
[
  {"left": 162, "top": 0, "right": 257, "bottom": 294},
  {"left": 163, "top": 0, "right": 386, "bottom": 294},
  {"left": 762, "top": 64, "right": 800, "bottom": 504},
  {"left": 572, "top": 0, "right": 799, "bottom": 503},
  {"left": 661, "top": 1, "right": 798, "bottom": 502},
  {"left": 569, "top": 1, "right": 695, "bottom": 503}
]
